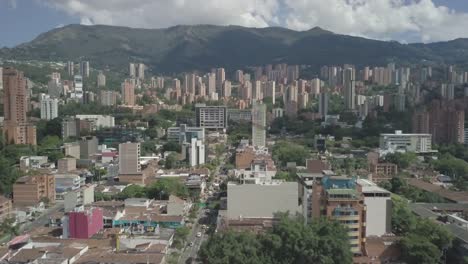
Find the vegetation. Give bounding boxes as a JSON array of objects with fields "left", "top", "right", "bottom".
[
  {"left": 379, "top": 177, "right": 446, "bottom": 203},
  {"left": 3, "top": 24, "right": 467, "bottom": 73},
  {"left": 0, "top": 218, "right": 19, "bottom": 239},
  {"left": 96, "top": 178, "right": 191, "bottom": 201},
  {"left": 432, "top": 153, "right": 468, "bottom": 190},
  {"left": 272, "top": 141, "right": 310, "bottom": 167},
  {"left": 391, "top": 197, "right": 453, "bottom": 264},
  {"left": 199, "top": 214, "right": 353, "bottom": 264},
  {"left": 384, "top": 152, "right": 417, "bottom": 169}
]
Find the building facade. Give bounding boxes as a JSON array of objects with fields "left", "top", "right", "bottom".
[
  {"left": 13, "top": 174, "right": 56, "bottom": 206},
  {"left": 3, "top": 67, "right": 37, "bottom": 145},
  {"left": 119, "top": 142, "right": 141, "bottom": 175},
  {"left": 195, "top": 104, "right": 228, "bottom": 129},
  {"left": 312, "top": 177, "right": 366, "bottom": 255},
  {"left": 40, "top": 94, "right": 59, "bottom": 120}
]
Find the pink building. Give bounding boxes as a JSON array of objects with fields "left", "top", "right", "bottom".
[{"left": 69, "top": 208, "right": 103, "bottom": 239}]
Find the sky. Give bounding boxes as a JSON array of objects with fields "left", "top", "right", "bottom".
[{"left": 1, "top": 0, "right": 468, "bottom": 47}]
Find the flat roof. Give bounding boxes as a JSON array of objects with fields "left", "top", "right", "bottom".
[{"left": 357, "top": 179, "right": 390, "bottom": 194}]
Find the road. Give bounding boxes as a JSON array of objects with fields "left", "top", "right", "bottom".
[
  {"left": 178, "top": 206, "right": 210, "bottom": 264},
  {"left": 20, "top": 202, "right": 64, "bottom": 234}
]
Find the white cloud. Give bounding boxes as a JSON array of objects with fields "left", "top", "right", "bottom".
[{"left": 38, "top": 0, "right": 468, "bottom": 42}]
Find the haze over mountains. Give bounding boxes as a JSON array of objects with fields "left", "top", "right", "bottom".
[{"left": 1, "top": 24, "right": 468, "bottom": 73}]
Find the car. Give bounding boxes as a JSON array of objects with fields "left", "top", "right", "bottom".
[{"left": 196, "top": 232, "right": 202, "bottom": 237}]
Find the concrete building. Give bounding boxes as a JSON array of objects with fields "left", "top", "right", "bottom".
[
  {"left": 75, "top": 115, "right": 115, "bottom": 128},
  {"left": 64, "top": 185, "right": 95, "bottom": 212},
  {"left": 129, "top": 63, "right": 136, "bottom": 77},
  {"left": 379, "top": 130, "right": 434, "bottom": 154},
  {"left": 80, "top": 61, "right": 89, "bottom": 78},
  {"left": 71, "top": 75, "right": 83, "bottom": 100},
  {"left": 121, "top": 79, "right": 135, "bottom": 106},
  {"left": 63, "top": 142, "right": 80, "bottom": 159},
  {"left": 19, "top": 156, "right": 49, "bottom": 172},
  {"left": 67, "top": 207, "right": 103, "bottom": 239},
  {"left": 227, "top": 181, "right": 300, "bottom": 220},
  {"left": 3, "top": 67, "right": 37, "bottom": 145},
  {"left": 344, "top": 67, "right": 356, "bottom": 110},
  {"left": 137, "top": 63, "right": 145, "bottom": 80},
  {"left": 167, "top": 124, "right": 205, "bottom": 143},
  {"left": 252, "top": 102, "right": 266, "bottom": 147},
  {"left": 195, "top": 104, "right": 227, "bottom": 129},
  {"left": 40, "top": 94, "right": 59, "bottom": 120},
  {"left": 0, "top": 196, "right": 12, "bottom": 221},
  {"left": 216, "top": 68, "right": 225, "bottom": 93},
  {"left": 55, "top": 173, "right": 81, "bottom": 194},
  {"left": 312, "top": 177, "right": 366, "bottom": 255},
  {"left": 67, "top": 61, "right": 74, "bottom": 76},
  {"left": 13, "top": 173, "right": 56, "bottom": 206},
  {"left": 79, "top": 136, "right": 98, "bottom": 160},
  {"left": 357, "top": 179, "right": 392, "bottom": 236},
  {"left": 119, "top": 142, "right": 141, "bottom": 175},
  {"left": 100, "top": 90, "right": 118, "bottom": 106},
  {"left": 57, "top": 158, "right": 77, "bottom": 173},
  {"left": 319, "top": 92, "right": 329, "bottom": 118},
  {"left": 97, "top": 71, "right": 106, "bottom": 87},
  {"left": 188, "top": 138, "right": 205, "bottom": 167}
]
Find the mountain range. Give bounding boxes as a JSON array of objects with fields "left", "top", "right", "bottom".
[{"left": 1, "top": 24, "right": 468, "bottom": 73}]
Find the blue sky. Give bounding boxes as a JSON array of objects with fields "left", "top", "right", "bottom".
[{"left": 1, "top": 0, "right": 468, "bottom": 47}]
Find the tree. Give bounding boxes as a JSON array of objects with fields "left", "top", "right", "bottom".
[
  {"left": 384, "top": 152, "right": 417, "bottom": 169},
  {"left": 272, "top": 141, "right": 310, "bottom": 167},
  {"left": 400, "top": 234, "right": 442, "bottom": 264},
  {"left": 391, "top": 197, "right": 417, "bottom": 235},
  {"left": 146, "top": 178, "right": 189, "bottom": 200},
  {"left": 174, "top": 226, "right": 190, "bottom": 246},
  {"left": 199, "top": 231, "right": 266, "bottom": 264},
  {"left": 117, "top": 185, "right": 147, "bottom": 199},
  {"left": 198, "top": 215, "right": 353, "bottom": 264},
  {"left": 164, "top": 153, "right": 178, "bottom": 169},
  {"left": 0, "top": 217, "right": 19, "bottom": 238}
]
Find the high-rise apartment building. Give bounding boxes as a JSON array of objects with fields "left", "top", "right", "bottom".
[
  {"left": 67, "top": 61, "right": 74, "bottom": 76},
  {"left": 189, "top": 138, "right": 205, "bottom": 167},
  {"left": 413, "top": 100, "right": 465, "bottom": 144},
  {"left": 344, "top": 67, "right": 356, "bottom": 110},
  {"left": 3, "top": 67, "right": 37, "bottom": 145},
  {"left": 204, "top": 73, "right": 216, "bottom": 95},
  {"left": 100, "top": 90, "right": 118, "bottom": 106},
  {"left": 264, "top": 81, "right": 276, "bottom": 104},
  {"left": 184, "top": 73, "right": 196, "bottom": 95},
  {"left": 240, "top": 81, "right": 252, "bottom": 101},
  {"left": 222, "top": 80, "right": 232, "bottom": 98},
  {"left": 80, "top": 61, "right": 90, "bottom": 78},
  {"left": 72, "top": 75, "right": 84, "bottom": 100},
  {"left": 312, "top": 177, "right": 366, "bottom": 255},
  {"left": 216, "top": 68, "right": 225, "bottom": 93},
  {"left": 121, "top": 79, "right": 135, "bottom": 106},
  {"left": 252, "top": 102, "right": 266, "bottom": 147},
  {"left": 119, "top": 142, "right": 141, "bottom": 175},
  {"left": 40, "top": 94, "right": 59, "bottom": 120},
  {"left": 137, "top": 63, "right": 145, "bottom": 80},
  {"left": 97, "top": 71, "right": 106, "bottom": 87},
  {"left": 319, "top": 92, "right": 329, "bottom": 118},
  {"left": 13, "top": 173, "right": 56, "bottom": 206},
  {"left": 129, "top": 63, "right": 136, "bottom": 77},
  {"left": 195, "top": 104, "right": 228, "bottom": 129},
  {"left": 235, "top": 70, "right": 244, "bottom": 84},
  {"left": 253, "top": 81, "right": 263, "bottom": 100}
]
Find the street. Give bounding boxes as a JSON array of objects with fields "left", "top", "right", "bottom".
[{"left": 20, "top": 202, "right": 64, "bottom": 234}]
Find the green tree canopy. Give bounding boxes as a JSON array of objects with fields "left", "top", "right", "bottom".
[{"left": 199, "top": 215, "right": 353, "bottom": 264}]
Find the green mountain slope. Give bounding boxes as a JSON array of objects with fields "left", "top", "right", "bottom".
[{"left": 1, "top": 24, "right": 467, "bottom": 73}]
